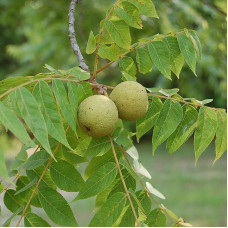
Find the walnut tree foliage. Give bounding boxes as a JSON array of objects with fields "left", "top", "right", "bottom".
[{"left": 0, "top": 0, "right": 227, "bottom": 227}]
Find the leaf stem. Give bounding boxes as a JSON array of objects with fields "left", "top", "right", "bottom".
[
  {"left": 16, "top": 127, "right": 70, "bottom": 227},
  {"left": 109, "top": 136, "right": 141, "bottom": 227}
]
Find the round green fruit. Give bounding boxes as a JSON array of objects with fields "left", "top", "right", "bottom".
[
  {"left": 110, "top": 81, "right": 148, "bottom": 121},
  {"left": 77, "top": 95, "right": 118, "bottom": 137}
]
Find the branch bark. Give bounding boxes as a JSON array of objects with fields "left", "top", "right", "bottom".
[{"left": 68, "top": 0, "right": 89, "bottom": 72}]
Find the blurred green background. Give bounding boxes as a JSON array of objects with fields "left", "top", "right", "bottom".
[{"left": 0, "top": 0, "right": 227, "bottom": 227}]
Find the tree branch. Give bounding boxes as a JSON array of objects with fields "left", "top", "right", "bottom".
[
  {"left": 68, "top": 0, "right": 89, "bottom": 72},
  {"left": 109, "top": 136, "right": 141, "bottom": 227}
]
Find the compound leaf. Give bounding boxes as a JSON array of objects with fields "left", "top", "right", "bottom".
[{"left": 194, "top": 107, "right": 217, "bottom": 163}]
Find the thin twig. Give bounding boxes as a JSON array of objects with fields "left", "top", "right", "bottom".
[
  {"left": 109, "top": 136, "right": 141, "bottom": 227},
  {"left": 0, "top": 76, "right": 114, "bottom": 100},
  {"left": 148, "top": 93, "right": 219, "bottom": 111},
  {"left": 69, "top": 0, "right": 89, "bottom": 72},
  {"left": 16, "top": 127, "right": 70, "bottom": 227},
  {"left": 92, "top": 0, "right": 122, "bottom": 80}
]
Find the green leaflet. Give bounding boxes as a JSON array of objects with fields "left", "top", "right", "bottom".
[
  {"left": 2, "top": 206, "right": 24, "bottom": 227},
  {"left": 4, "top": 189, "right": 27, "bottom": 213},
  {"left": 115, "top": 2, "right": 142, "bottom": 29},
  {"left": 145, "top": 208, "right": 166, "bottom": 227},
  {"left": 105, "top": 18, "right": 131, "bottom": 49},
  {"left": 136, "top": 190, "right": 151, "bottom": 216},
  {"left": 26, "top": 165, "right": 56, "bottom": 189},
  {"left": 167, "top": 105, "right": 198, "bottom": 154},
  {"left": 33, "top": 81, "right": 71, "bottom": 150},
  {"left": 52, "top": 79, "right": 77, "bottom": 134},
  {"left": 136, "top": 47, "right": 153, "bottom": 74},
  {"left": 89, "top": 192, "right": 127, "bottom": 227},
  {"left": 152, "top": 99, "right": 183, "bottom": 154},
  {"left": 214, "top": 111, "right": 227, "bottom": 163},
  {"left": 70, "top": 67, "right": 90, "bottom": 81},
  {"left": 194, "top": 107, "right": 217, "bottom": 163},
  {"left": 119, "top": 158, "right": 139, "bottom": 180},
  {"left": 0, "top": 146, "right": 8, "bottom": 180},
  {"left": 136, "top": 98, "right": 163, "bottom": 142},
  {"left": 23, "top": 150, "right": 50, "bottom": 170},
  {"left": 177, "top": 32, "right": 197, "bottom": 75},
  {"left": 128, "top": 0, "right": 158, "bottom": 18},
  {"left": 15, "top": 87, "right": 52, "bottom": 156},
  {"left": 76, "top": 162, "right": 118, "bottom": 200},
  {"left": 77, "top": 81, "right": 93, "bottom": 103},
  {"left": 98, "top": 44, "right": 121, "bottom": 61},
  {"left": 84, "top": 148, "right": 120, "bottom": 178},
  {"left": 24, "top": 213, "right": 51, "bottom": 227},
  {"left": 50, "top": 159, "right": 84, "bottom": 192},
  {"left": 164, "top": 36, "right": 184, "bottom": 78},
  {"left": 108, "top": 170, "right": 136, "bottom": 198},
  {"left": 121, "top": 71, "right": 137, "bottom": 81},
  {"left": 0, "top": 101, "right": 35, "bottom": 147},
  {"left": 15, "top": 177, "right": 37, "bottom": 196},
  {"left": 38, "top": 185, "right": 78, "bottom": 226},
  {"left": 148, "top": 41, "right": 171, "bottom": 79},
  {"left": 10, "top": 146, "right": 28, "bottom": 170},
  {"left": 86, "top": 30, "right": 96, "bottom": 54},
  {"left": 67, "top": 81, "right": 79, "bottom": 121},
  {"left": 74, "top": 136, "right": 111, "bottom": 157},
  {"left": 119, "top": 56, "right": 137, "bottom": 76},
  {"left": 188, "top": 30, "right": 202, "bottom": 60}
]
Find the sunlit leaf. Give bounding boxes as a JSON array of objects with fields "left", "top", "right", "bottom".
[
  {"left": 148, "top": 41, "right": 171, "bottom": 79},
  {"left": 119, "top": 56, "right": 137, "bottom": 76},
  {"left": 15, "top": 88, "right": 52, "bottom": 156},
  {"left": 86, "top": 30, "right": 96, "bottom": 54},
  {"left": 152, "top": 100, "right": 183, "bottom": 154},
  {"left": 98, "top": 44, "right": 121, "bottom": 61},
  {"left": 136, "top": 47, "right": 153, "bottom": 74}
]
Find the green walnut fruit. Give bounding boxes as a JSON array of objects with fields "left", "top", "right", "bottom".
[
  {"left": 110, "top": 81, "right": 148, "bottom": 121},
  {"left": 77, "top": 95, "right": 118, "bottom": 137}
]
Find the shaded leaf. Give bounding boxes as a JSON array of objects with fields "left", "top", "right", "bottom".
[
  {"left": 0, "top": 101, "right": 35, "bottom": 147},
  {"left": 188, "top": 30, "right": 202, "bottom": 60},
  {"left": 194, "top": 107, "right": 217, "bottom": 163},
  {"left": 24, "top": 212, "right": 51, "bottom": 227},
  {"left": 136, "top": 98, "right": 163, "bottom": 142},
  {"left": 77, "top": 82, "right": 93, "bottom": 103},
  {"left": 23, "top": 150, "right": 50, "bottom": 170},
  {"left": 0, "top": 146, "right": 8, "bottom": 179},
  {"left": 164, "top": 36, "right": 184, "bottom": 78},
  {"left": 76, "top": 162, "right": 117, "bottom": 200},
  {"left": 75, "top": 136, "right": 111, "bottom": 157},
  {"left": 52, "top": 79, "right": 77, "bottom": 134},
  {"left": 10, "top": 146, "right": 28, "bottom": 170},
  {"left": 33, "top": 81, "right": 71, "bottom": 149},
  {"left": 89, "top": 192, "right": 126, "bottom": 227},
  {"left": 50, "top": 159, "right": 84, "bottom": 192},
  {"left": 2, "top": 206, "right": 24, "bottom": 227},
  {"left": 38, "top": 185, "right": 78, "bottom": 226},
  {"left": 146, "top": 208, "right": 166, "bottom": 227},
  {"left": 167, "top": 105, "right": 198, "bottom": 154},
  {"left": 152, "top": 100, "right": 183, "bottom": 153}
]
